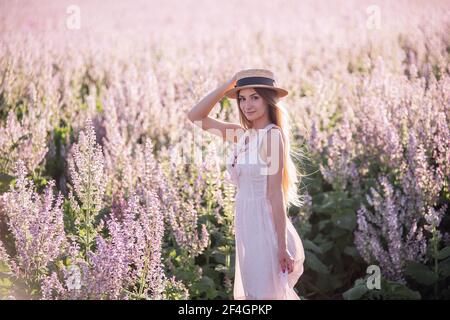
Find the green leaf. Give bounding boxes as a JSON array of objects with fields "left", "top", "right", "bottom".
[
  {"left": 438, "top": 258, "right": 450, "bottom": 278},
  {"left": 437, "top": 246, "right": 450, "bottom": 260},
  {"left": 168, "top": 249, "right": 177, "bottom": 258},
  {"left": 191, "top": 276, "right": 217, "bottom": 298},
  {"left": 329, "top": 227, "right": 347, "bottom": 238},
  {"left": 319, "top": 241, "right": 334, "bottom": 253},
  {"left": 317, "top": 220, "right": 330, "bottom": 231},
  {"left": 313, "top": 192, "right": 340, "bottom": 214},
  {"left": 0, "top": 172, "right": 14, "bottom": 193},
  {"left": 316, "top": 273, "right": 344, "bottom": 292},
  {"left": 331, "top": 209, "right": 356, "bottom": 231},
  {"left": 385, "top": 281, "right": 421, "bottom": 300},
  {"left": 303, "top": 239, "right": 323, "bottom": 254},
  {"left": 214, "top": 265, "right": 228, "bottom": 273},
  {"left": 342, "top": 279, "right": 368, "bottom": 300},
  {"left": 344, "top": 246, "right": 360, "bottom": 258},
  {"left": 304, "top": 251, "right": 329, "bottom": 274},
  {"left": 404, "top": 261, "right": 438, "bottom": 286}
]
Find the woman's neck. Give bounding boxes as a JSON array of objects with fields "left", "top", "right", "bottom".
[{"left": 251, "top": 118, "right": 272, "bottom": 130}]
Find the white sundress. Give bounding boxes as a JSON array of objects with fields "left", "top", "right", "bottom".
[{"left": 225, "top": 123, "right": 305, "bottom": 300}]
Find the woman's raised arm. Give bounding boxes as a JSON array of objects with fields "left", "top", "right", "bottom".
[{"left": 186, "top": 75, "right": 244, "bottom": 143}]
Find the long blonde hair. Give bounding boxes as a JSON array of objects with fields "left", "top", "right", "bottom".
[{"left": 236, "top": 88, "right": 305, "bottom": 210}]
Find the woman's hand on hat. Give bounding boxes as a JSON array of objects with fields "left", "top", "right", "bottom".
[
  {"left": 231, "top": 73, "right": 238, "bottom": 85},
  {"left": 225, "top": 73, "right": 237, "bottom": 90}
]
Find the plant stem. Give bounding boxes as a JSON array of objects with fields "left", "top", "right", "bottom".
[
  {"left": 138, "top": 243, "right": 152, "bottom": 298},
  {"left": 85, "top": 151, "right": 93, "bottom": 264},
  {"left": 433, "top": 228, "right": 438, "bottom": 299}
]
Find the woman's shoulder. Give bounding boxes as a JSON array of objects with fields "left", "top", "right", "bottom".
[
  {"left": 259, "top": 125, "right": 283, "bottom": 161},
  {"left": 263, "top": 125, "right": 282, "bottom": 143}
]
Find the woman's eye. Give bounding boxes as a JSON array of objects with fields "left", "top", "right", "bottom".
[{"left": 239, "top": 97, "right": 258, "bottom": 101}]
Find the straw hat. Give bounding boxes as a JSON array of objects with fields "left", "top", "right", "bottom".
[{"left": 224, "top": 68, "right": 288, "bottom": 99}]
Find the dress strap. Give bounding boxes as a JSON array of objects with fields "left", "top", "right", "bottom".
[
  {"left": 236, "top": 129, "right": 250, "bottom": 148},
  {"left": 263, "top": 123, "right": 277, "bottom": 132},
  {"left": 232, "top": 129, "right": 252, "bottom": 158},
  {"left": 257, "top": 123, "right": 279, "bottom": 150}
]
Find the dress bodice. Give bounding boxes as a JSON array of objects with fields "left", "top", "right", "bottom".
[{"left": 226, "top": 123, "right": 278, "bottom": 199}]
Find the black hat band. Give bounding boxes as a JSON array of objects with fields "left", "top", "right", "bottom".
[{"left": 235, "top": 76, "right": 275, "bottom": 88}]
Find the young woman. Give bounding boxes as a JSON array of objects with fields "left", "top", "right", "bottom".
[{"left": 187, "top": 69, "right": 305, "bottom": 300}]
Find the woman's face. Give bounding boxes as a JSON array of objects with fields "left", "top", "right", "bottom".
[{"left": 238, "top": 88, "right": 267, "bottom": 122}]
